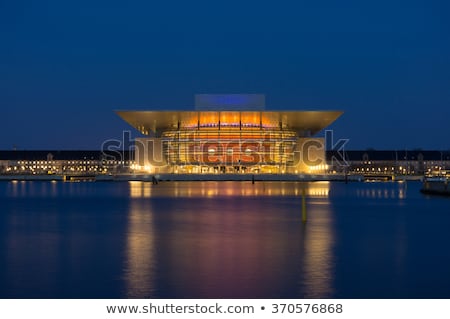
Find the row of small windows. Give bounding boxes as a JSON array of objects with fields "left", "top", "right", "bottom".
[{"left": 14, "top": 160, "right": 130, "bottom": 165}]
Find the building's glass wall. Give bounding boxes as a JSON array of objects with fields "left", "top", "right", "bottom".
[{"left": 162, "top": 129, "right": 297, "bottom": 173}]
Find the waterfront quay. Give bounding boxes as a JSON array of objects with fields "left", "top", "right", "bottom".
[{"left": 0, "top": 150, "right": 448, "bottom": 182}]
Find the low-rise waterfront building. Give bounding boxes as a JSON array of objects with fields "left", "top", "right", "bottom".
[
  {"left": 327, "top": 150, "right": 450, "bottom": 177},
  {"left": 0, "top": 150, "right": 131, "bottom": 176}
]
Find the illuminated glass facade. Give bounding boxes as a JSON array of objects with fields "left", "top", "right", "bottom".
[{"left": 117, "top": 109, "right": 343, "bottom": 174}]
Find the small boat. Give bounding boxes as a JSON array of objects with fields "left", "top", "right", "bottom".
[{"left": 420, "top": 177, "right": 450, "bottom": 196}]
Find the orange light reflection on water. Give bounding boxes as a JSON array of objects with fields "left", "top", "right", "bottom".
[
  {"left": 125, "top": 181, "right": 335, "bottom": 298},
  {"left": 125, "top": 200, "right": 156, "bottom": 298},
  {"left": 127, "top": 181, "right": 330, "bottom": 198}
]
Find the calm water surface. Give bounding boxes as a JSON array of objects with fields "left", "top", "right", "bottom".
[{"left": 1, "top": 180, "right": 449, "bottom": 298}]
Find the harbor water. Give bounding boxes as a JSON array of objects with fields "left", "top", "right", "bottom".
[{"left": 1, "top": 180, "right": 449, "bottom": 298}]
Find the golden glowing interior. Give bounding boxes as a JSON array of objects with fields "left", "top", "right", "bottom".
[{"left": 119, "top": 110, "right": 342, "bottom": 174}]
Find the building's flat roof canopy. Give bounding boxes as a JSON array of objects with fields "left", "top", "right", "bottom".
[{"left": 116, "top": 110, "right": 343, "bottom": 135}]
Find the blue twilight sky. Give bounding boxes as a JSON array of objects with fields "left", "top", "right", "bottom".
[{"left": 0, "top": 0, "right": 449, "bottom": 150}]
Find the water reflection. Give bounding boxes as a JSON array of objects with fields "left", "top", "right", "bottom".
[
  {"left": 355, "top": 182, "right": 408, "bottom": 199},
  {"left": 128, "top": 181, "right": 330, "bottom": 198},
  {"left": 124, "top": 181, "right": 334, "bottom": 298},
  {"left": 299, "top": 199, "right": 334, "bottom": 298},
  {"left": 125, "top": 200, "right": 156, "bottom": 298},
  {"left": 6, "top": 180, "right": 89, "bottom": 198},
  {"left": 3, "top": 181, "right": 447, "bottom": 298}
]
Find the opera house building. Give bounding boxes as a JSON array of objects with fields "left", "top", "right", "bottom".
[{"left": 117, "top": 95, "right": 342, "bottom": 175}]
